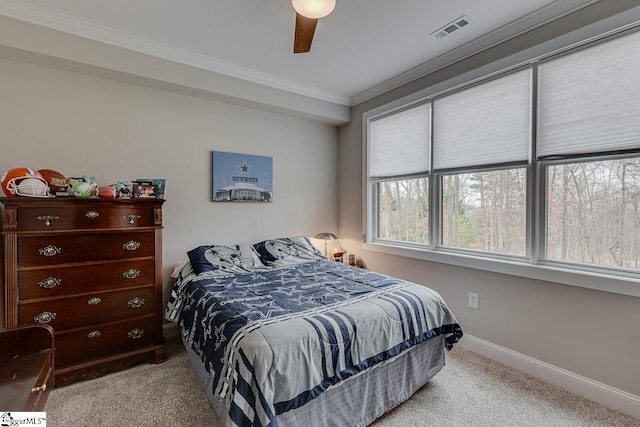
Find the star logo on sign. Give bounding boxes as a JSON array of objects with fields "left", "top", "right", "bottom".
[{"left": 239, "top": 162, "right": 251, "bottom": 174}]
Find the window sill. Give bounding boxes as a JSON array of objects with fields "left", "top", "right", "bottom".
[{"left": 363, "top": 241, "right": 640, "bottom": 298}]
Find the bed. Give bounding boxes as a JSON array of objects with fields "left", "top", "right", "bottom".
[{"left": 165, "top": 236, "right": 463, "bottom": 427}]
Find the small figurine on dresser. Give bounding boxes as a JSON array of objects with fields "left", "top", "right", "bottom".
[
  {"left": 97, "top": 185, "right": 117, "bottom": 198},
  {"left": 68, "top": 175, "right": 98, "bottom": 198},
  {"left": 116, "top": 181, "right": 134, "bottom": 199}
]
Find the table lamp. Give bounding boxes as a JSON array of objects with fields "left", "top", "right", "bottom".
[{"left": 314, "top": 232, "right": 337, "bottom": 256}]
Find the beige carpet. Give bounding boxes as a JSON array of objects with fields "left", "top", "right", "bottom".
[{"left": 45, "top": 337, "right": 638, "bottom": 426}]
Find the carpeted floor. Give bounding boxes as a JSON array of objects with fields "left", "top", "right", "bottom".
[{"left": 45, "top": 337, "right": 638, "bottom": 426}]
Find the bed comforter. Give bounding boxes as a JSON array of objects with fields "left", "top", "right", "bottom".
[{"left": 166, "top": 259, "right": 463, "bottom": 427}]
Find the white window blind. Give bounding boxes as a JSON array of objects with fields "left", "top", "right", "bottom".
[
  {"left": 538, "top": 31, "right": 640, "bottom": 157},
  {"left": 433, "top": 69, "right": 531, "bottom": 169},
  {"left": 369, "top": 103, "right": 431, "bottom": 178}
]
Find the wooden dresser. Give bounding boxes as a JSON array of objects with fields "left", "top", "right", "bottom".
[{"left": 1, "top": 197, "right": 166, "bottom": 386}]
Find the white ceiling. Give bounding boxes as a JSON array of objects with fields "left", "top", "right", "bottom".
[{"left": 0, "top": 0, "right": 597, "bottom": 106}]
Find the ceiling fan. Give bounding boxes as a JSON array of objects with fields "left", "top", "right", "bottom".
[{"left": 292, "top": 0, "right": 336, "bottom": 53}]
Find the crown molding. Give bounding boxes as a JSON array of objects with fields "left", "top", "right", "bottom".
[
  {"left": 0, "top": 0, "right": 351, "bottom": 106},
  {"left": 350, "top": 0, "right": 599, "bottom": 105},
  {"left": 0, "top": 0, "right": 602, "bottom": 109}
]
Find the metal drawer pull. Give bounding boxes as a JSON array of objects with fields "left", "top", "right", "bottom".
[
  {"left": 123, "top": 240, "right": 141, "bottom": 251},
  {"left": 125, "top": 214, "right": 141, "bottom": 224},
  {"left": 128, "top": 297, "right": 145, "bottom": 308},
  {"left": 37, "top": 215, "right": 59, "bottom": 226},
  {"left": 88, "top": 330, "right": 101, "bottom": 339},
  {"left": 88, "top": 297, "right": 102, "bottom": 305},
  {"left": 86, "top": 210, "right": 99, "bottom": 219},
  {"left": 39, "top": 245, "right": 62, "bottom": 257},
  {"left": 34, "top": 311, "right": 56, "bottom": 324},
  {"left": 127, "top": 328, "right": 144, "bottom": 339},
  {"left": 32, "top": 384, "right": 47, "bottom": 393},
  {"left": 39, "top": 277, "right": 62, "bottom": 289},
  {"left": 123, "top": 269, "right": 141, "bottom": 279}
]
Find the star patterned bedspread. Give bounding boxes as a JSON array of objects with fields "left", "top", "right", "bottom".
[{"left": 166, "top": 260, "right": 463, "bottom": 427}]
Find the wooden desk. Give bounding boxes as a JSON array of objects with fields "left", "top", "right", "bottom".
[{"left": 0, "top": 325, "right": 54, "bottom": 411}]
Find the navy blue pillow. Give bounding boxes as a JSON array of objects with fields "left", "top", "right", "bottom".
[
  {"left": 252, "top": 236, "right": 324, "bottom": 267},
  {"left": 252, "top": 240, "right": 278, "bottom": 263},
  {"left": 187, "top": 244, "right": 263, "bottom": 275}
]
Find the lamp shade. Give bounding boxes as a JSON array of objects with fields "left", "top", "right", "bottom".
[
  {"left": 292, "top": 0, "right": 336, "bottom": 19},
  {"left": 314, "top": 232, "right": 337, "bottom": 256},
  {"left": 314, "top": 232, "right": 337, "bottom": 240}
]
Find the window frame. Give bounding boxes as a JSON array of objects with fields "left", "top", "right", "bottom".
[
  {"left": 366, "top": 99, "right": 434, "bottom": 250},
  {"left": 363, "top": 21, "right": 640, "bottom": 298},
  {"left": 436, "top": 164, "right": 530, "bottom": 260},
  {"left": 538, "top": 152, "right": 640, "bottom": 280},
  {"left": 372, "top": 174, "right": 431, "bottom": 247}
]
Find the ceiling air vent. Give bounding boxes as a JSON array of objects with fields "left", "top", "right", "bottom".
[{"left": 431, "top": 15, "right": 472, "bottom": 40}]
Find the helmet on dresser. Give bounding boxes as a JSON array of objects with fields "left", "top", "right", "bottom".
[{"left": 1, "top": 167, "right": 51, "bottom": 198}]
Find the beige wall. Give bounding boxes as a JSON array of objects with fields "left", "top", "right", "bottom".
[
  {"left": 337, "top": 0, "right": 640, "bottom": 396},
  {"left": 0, "top": 58, "right": 339, "bottom": 325}
]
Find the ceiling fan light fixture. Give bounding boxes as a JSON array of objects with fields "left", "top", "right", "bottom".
[{"left": 292, "top": 0, "right": 336, "bottom": 19}]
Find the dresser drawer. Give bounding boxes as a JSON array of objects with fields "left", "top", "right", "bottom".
[
  {"left": 24, "top": 352, "right": 52, "bottom": 411},
  {"left": 55, "top": 316, "right": 156, "bottom": 368},
  {"left": 17, "top": 231, "right": 155, "bottom": 266},
  {"left": 19, "top": 287, "right": 155, "bottom": 331},
  {"left": 16, "top": 205, "right": 157, "bottom": 231},
  {"left": 0, "top": 325, "right": 53, "bottom": 411},
  {"left": 18, "top": 259, "right": 155, "bottom": 300}
]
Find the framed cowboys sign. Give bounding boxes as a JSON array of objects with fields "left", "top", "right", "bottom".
[{"left": 212, "top": 151, "right": 273, "bottom": 203}]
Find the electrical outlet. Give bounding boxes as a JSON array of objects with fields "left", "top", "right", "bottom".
[{"left": 468, "top": 292, "right": 479, "bottom": 309}]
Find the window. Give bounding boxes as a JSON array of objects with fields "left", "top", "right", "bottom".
[
  {"left": 369, "top": 103, "right": 431, "bottom": 244},
  {"left": 369, "top": 103, "right": 431, "bottom": 178},
  {"left": 538, "top": 30, "right": 640, "bottom": 273},
  {"left": 365, "top": 26, "right": 640, "bottom": 282},
  {"left": 545, "top": 157, "right": 640, "bottom": 270},
  {"left": 433, "top": 69, "right": 530, "bottom": 258},
  {"left": 432, "top": 70, "right": 531, "bottom": 170},
  {"left": 537, "top": 31, "right": 640, "bottom": 158},
  {"left": 378, "top": 177, "right": 429, "bottom": 244},
  {"left": 441, "top": 169, "right": 527, "bottom": 256}
]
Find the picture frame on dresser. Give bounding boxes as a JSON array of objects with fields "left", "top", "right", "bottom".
[
  {"left": 136, "top": 179, "right": 166, "bottom": 199},
  {"left": 0, "top": 197, "right": 167, "bottom": 386},
  {"left": 133, "top": 181, "right": 157, "bottom": 199}
]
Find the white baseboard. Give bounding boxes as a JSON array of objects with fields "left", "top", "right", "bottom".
[{"left": 458, "top": 334, "right": 640, "bottom": 420}]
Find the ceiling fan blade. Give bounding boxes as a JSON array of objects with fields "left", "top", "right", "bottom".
[{"left": 294, "top": 13, "right": 318, "bottom": 53}]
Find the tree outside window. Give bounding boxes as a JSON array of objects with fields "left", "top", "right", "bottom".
[
  {"left": 441, "top": 169, "right": 527, "bottom": 256},
  {"left": 546, "top": 158, "right": 640, "bottom": 270},
  {"left": 378, "top": 177, "right": 429, "bottom": 244}
]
